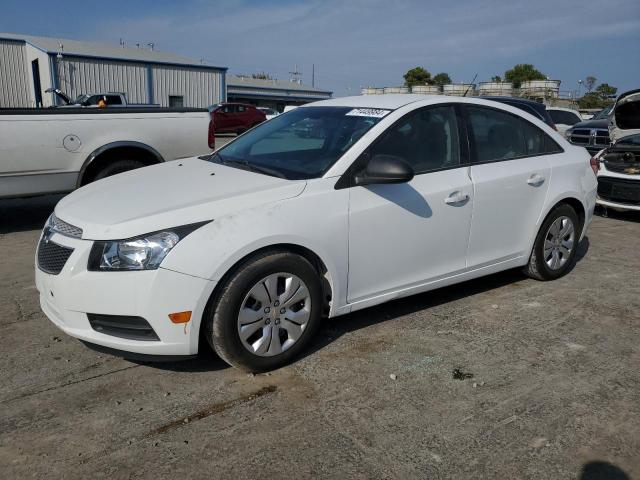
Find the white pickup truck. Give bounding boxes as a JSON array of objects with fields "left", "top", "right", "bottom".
[{"left": 0, "top": 107, "right": 213, "bottom": 199}]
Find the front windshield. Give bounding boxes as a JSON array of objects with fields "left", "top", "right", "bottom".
[
  {"left": 210, "top": 106, "right": 389, "bottom": 179},
  {"left": 593, "top": 105, "right": 613, "bottom": 120}
]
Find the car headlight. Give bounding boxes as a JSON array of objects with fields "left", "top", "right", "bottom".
[{"left": 88, "top": 221, "right": 209, "bottom": 271}]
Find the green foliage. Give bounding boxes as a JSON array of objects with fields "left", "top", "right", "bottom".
[
  {"left": 504, "top": 64, "right": 546, "bottom": 88},
  {"left": 432, "top": 72, "right": 452, "bottom": 87},
  {"left": 577, "top": 92, "right": 605, "bottom": 109},
  {"left": 584, "top": 76, "right": 597, "bottom": 92},
  {"left": 404, "top": 67, "right": 432, "bottom": 87},
  {"left": 596, "top": 83, "right": 617, "bottom": 97},
  {"left": 491, "top": 75, "right": 502, "bottom": 82}
]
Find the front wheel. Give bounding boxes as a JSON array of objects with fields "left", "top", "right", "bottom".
[
  {"left": 524, "top": 204, "right": 580, "bottom": 280},
  {"left": 205, "top": 250, "right": 323, "bottom": 372}
]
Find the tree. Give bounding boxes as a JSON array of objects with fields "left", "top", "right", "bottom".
[
  {"left": 585, "top": 76, "right": 597, "bottom": 92},
  {"left": 491, "top": 75, "right": 502, "bottom": 82},
  {"left": 432, "top": 72, "right": 452, "bottom": 87},
  {"left": 577, "top": 92, "right": 604, "bottom": 109},
  {"left": 504, "top": 64, "right": 546, "bottom": 88},
  {"left": 596, "top": 83, "right": 617, "bottom": 98},
  {"left": 251, "top": 72, "right": 273, "bottom": 80},
  {"left": 403, "top": 67, "right": 432, "bottom": 87}
]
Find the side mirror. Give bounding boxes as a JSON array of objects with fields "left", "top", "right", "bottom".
[{"left": 354, "top": 154, "right": 414, "bottom": 186}]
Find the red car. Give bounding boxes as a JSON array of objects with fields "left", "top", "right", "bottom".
[{"left": 210, "top": 103, "right": 266, "bottom": 135}]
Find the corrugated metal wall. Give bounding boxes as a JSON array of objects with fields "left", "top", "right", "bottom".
[
  {"left": 0, "top": 40, "right": 31, "bottom": 107},
  {"left": 152, "top": 65, "right": 221, "bottom": 107},
  {"left": 55, "top": 56, "right": 149, "bottom": 103}
]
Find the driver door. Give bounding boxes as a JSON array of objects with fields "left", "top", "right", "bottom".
[{"left": 347, "top": 105, "right": 473, "bottom": 303}]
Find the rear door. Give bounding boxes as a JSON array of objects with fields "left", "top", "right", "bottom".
[{"left": 464, "top": 105, "right": 561, "bottom": 267}]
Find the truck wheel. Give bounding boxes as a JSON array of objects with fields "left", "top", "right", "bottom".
[{"left": 92, "top": 159, "right": 146, "bottom": 182}]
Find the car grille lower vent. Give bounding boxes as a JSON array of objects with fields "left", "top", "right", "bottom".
[
  {"left": 37, "top": 238, "right": 74, "bottom": 275},
  {"left": 598, "top": 177, "right": 640, "bottom": 205},
  {"left": 87, "top": 314, "right": 160, "bottom": 341}
]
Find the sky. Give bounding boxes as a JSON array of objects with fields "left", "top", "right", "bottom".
[{"left": 1, "top": 0, "right": 639, "bottom": 97}]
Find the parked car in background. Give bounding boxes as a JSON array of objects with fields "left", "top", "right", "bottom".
[
  {"left": 593, "top": 89, "right": 640, "bottom": 211},
  {"left": 46, "top": 88, "right": 160, "bottom": 108},
  {"left": 210, "top": 103, "right": 266, "bottom": 135},
  {"left": 283, "top": 105, "right": 298, "bottom": 113},
  {"left": 258, "top": 107, "right": 279, "bottom": 120},
  {"left": 36, "top": 95, "right": 596, "bottom": 371},
  {"left": 0, "top": 106, "right": 211, "bottom": 199},
  {"left": 479, "top": 96, "right": 556, "bottom": 129},
  {"left": 547, "top": 107, "right": 583, "bottom": 135},
  {"left": 565, "top": 105, "right": 613, "bottom": 154}
]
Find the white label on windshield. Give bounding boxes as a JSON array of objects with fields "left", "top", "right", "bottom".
[{"left": 345, "top": 108, "right": 391, "bottom": 118}]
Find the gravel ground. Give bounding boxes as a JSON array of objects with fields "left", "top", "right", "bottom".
[{"left": 0, "top": 195, "right": 639, "bottom": 480}]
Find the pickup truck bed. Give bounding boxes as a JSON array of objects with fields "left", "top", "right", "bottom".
[{"left": 0, "top": 107, "right": 211, "bottom": 199}]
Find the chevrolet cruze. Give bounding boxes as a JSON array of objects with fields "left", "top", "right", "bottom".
[{"left": 36, "top": 95, "right": 597, "bottom": 372}]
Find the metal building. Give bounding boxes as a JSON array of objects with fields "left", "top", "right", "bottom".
[
  {"left": 0, "top": 33, "right": 227, "bottom": 108},
  {"left": 226, "top": 75, "right": 332, "bottom": 110}
]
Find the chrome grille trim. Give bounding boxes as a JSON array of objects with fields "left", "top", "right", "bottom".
[
  {"left": 50, "top": 214, "right": 83, "bottom": 239},
  {"left": 569, "top": 128, "right": 610, "bottom": 149}
]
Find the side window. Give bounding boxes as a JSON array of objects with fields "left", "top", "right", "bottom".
[
  {"left": 468, "top": 106, "right": 562, "bottom": 162},
  {"left": 106, "top": 95, "right": 123, "bottom": 105},
  {"left": 369, "top": 106, "right": 460, "bottom": 174},
  {"left": 238, "top": 105, "right": 246, "bottom": 113}
]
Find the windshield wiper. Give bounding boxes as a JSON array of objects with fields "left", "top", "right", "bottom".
[{"left": 214, "top": 155, "right": 287, "bottom": 179}]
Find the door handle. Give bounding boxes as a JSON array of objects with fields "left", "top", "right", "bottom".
[
  {"left": 527, "top": 174, "right": 545, "bottom": 187},
  {"left": 444, "top": 191, "right": 470, "bottom": 205}
]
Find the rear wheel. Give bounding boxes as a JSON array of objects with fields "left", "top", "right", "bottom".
[
  {"left": 524, "top": 204, "right": 580, "bottom": 280},
  {"left": 92, "top": 159, "right": 146, "bottom": 182},
  {"left": 205, "top": 250, "right": 323, "bottom": 372}
]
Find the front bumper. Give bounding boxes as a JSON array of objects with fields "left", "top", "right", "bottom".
[
  {"left": 35, "top": 231, "right": 215, "bottom": 357},
  {"left": 596, "top": 170, "right": 640, "bottom": 212}
]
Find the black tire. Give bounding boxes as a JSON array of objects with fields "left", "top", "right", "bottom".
[
  {"left": 92, "top": 159, "right": 146, "bottom": 182},
  {"left": 524, "top": 204, "right": 580, "bottom": 281},
  {"left": 205, "top": 250, "right": 323, "bottom": 372}
]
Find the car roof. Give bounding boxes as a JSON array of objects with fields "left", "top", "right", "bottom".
[
  {"left": 546, "top": 107, "right": 580, "bottom": 113},
  {"left": 307, "top": 94, "right": 441, "bottom": 110}
]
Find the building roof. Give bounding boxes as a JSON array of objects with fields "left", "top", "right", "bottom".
[
  {"left": 0, "top": 32, "right": 227, "bottom": 71},
  {"left": 227, "top": 75, "right": 332, "bottom": 96}
]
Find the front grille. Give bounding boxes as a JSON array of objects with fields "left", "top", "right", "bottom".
[
  {"left": 569, "top": 128, "right": 610, "bottom": 149},
  {"left": 598, "top": 177, "right": 640, "bottom": 205},
  {"left": 87, "top": 314, "right": 160, "bottom": 341},
  {"left": 50, "top": 214, "right": 83, "bottom": 239},
  {"left": 37, "top": 237, "right": 74, "bottom": 275}
]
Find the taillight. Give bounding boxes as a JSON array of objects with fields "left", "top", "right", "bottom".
[
  {"left": 590, "top": 156, "right": 599, "bottom": 175},
  {"left": 208, "top": 115, "right": 215, "bottom": 149}
]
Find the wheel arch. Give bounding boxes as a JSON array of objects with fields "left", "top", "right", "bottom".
[
  {"left": 198, "top": 242, "right": 336, "bottom": 343},
  {"left": 77, "top": 141, "right": 164, "bottom": 187}
]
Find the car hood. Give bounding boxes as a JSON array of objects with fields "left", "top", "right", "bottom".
[
  {"left": 55, "top": 157, "right": 306, "bottom": 240},
  {"left": 570, "top": 118, "right": 609, "bottom": 130},
  {"left": 611, "top": 89, "right": 640, "bottom": 144}
]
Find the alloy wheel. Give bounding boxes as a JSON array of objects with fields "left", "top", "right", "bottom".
[{"left": 543, "top": 216, "right": 575, "bottom": 270}]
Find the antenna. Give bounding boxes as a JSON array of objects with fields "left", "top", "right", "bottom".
[
  {"left": 463, "top": 74, "right": 478, "bottom": 97},
  {"left": 119, "top": 38, "right": 125, "bottom": 48},
  {"left": 147, "top": 42, "right": 154, "bottom": 51},
  {"left": 312, "top": 64, "right": 315, "bottom": 88},
  {"left": 289, "top": 64, "right": 302, "bottom": 84}
]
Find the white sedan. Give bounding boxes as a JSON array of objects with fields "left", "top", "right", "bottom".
[{"left": 36, "top": 95, "right": 597, "bottom": 371}]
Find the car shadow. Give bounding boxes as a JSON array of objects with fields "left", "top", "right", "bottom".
[
  {"left": 0, "top": 195, "right": 64, "bottom": 234},
  {"left": 367, "top": 183, "right": 433, "bottom": 218},
  {"left": 579, "top": 461, "right": 630, "bottom": 480},
  {"left": 147, "top": 236, "right": 590, "bottom": 373}
]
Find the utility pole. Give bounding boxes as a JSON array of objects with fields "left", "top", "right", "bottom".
[
  {"left": 312, "top": 64, "right": 315, "bottom": 88},
  {"left": 289, "top": 64, "right": 302, "bottom": 84}
]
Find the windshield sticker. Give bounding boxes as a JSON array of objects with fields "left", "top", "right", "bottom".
[{"left": 345, "top": 108, "right": 391, "bottom": 118}]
